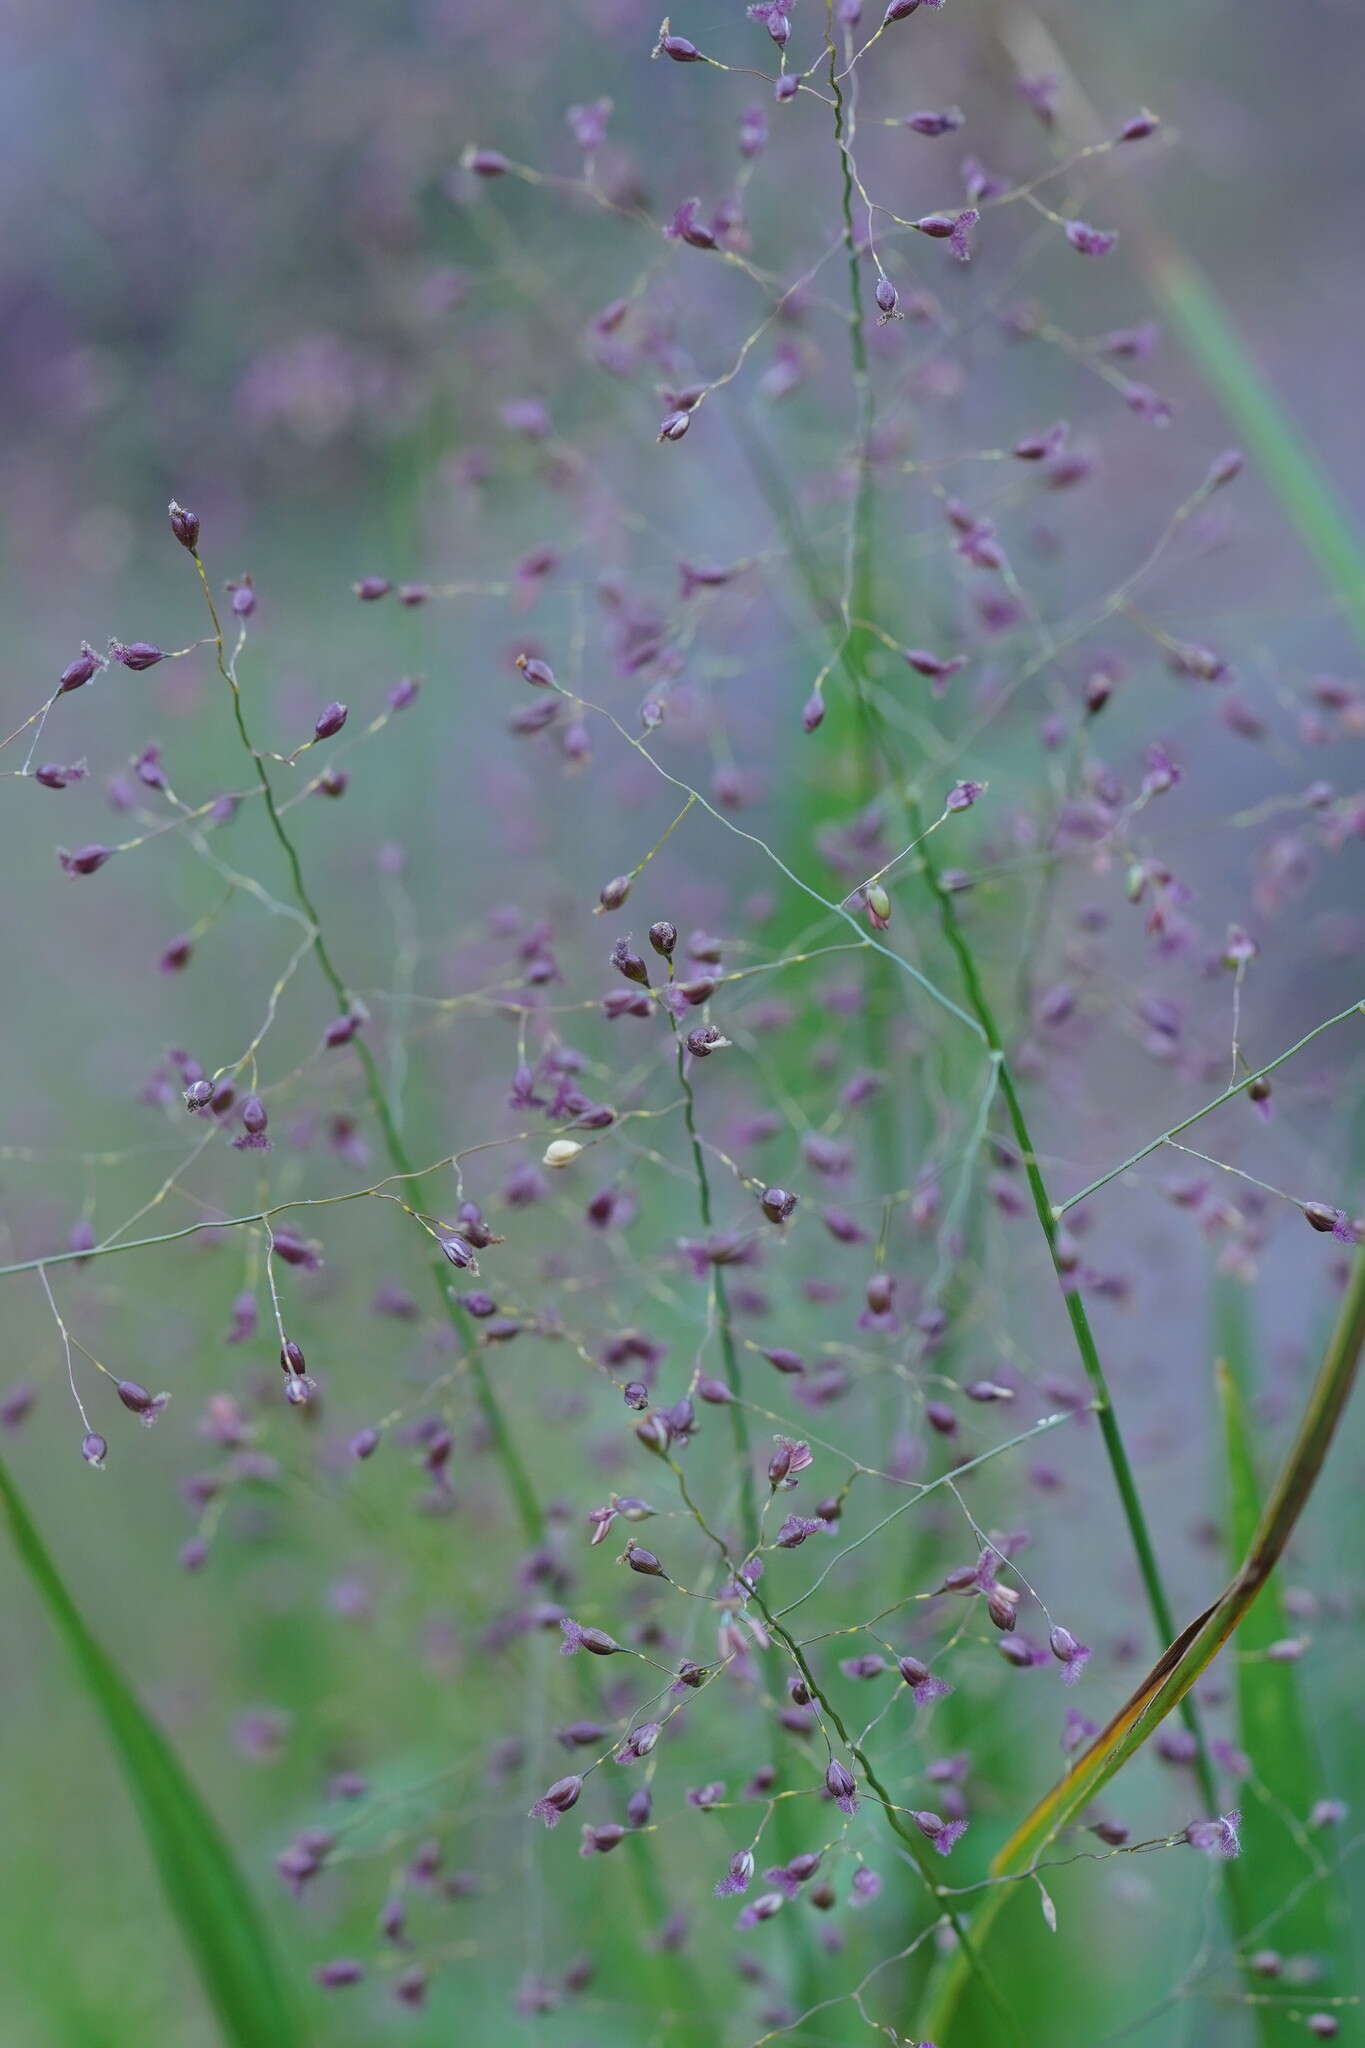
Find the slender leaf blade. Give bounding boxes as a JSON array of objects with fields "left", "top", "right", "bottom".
[
  {"left": 0, "top": 1456, "right": 305, "bottom": 2046},
  {"left": 1217, "top": 1353, "right": 1351, "bottom": 2038}
]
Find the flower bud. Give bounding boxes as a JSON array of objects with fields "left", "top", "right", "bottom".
[
  {"left": 626, "top": 1788, "right": 653, "bottom": 1827},
  {"left": 648, "top": 920, "right": 678, "bottom": 957},
  {"left": 515, "top": 653, "right": 556, "bottom": 688},
  {"left": 986, "top": 1586, "right": 1020, "bottom": 1630},
  {"left": 636, "top": 1414, "right": 671, "bottom": 1455},
  {"left": 580, "top": 1823, "right": 626, "bottom": 1856},
  {"left": 866, "top": 882, "right": 891, "bottom": 926},
  {"left": 611, "top": 937, "right": 650, "bottom": 986},
  {"left": 59, "top": 844, "right": 114, "bottom": 877},
  {"left": 314, "top": 702, "right": 348, "bottom": 740},
  {"left": 1117, "top": 109, "right": 1160, "bottom": 141},
  {"left": 529, "top": 1774, "right": 583, "bottom": 1826},
  {"left": 59, "top": 649, "right": 101, "bottom": 693},
  {"left": 113, "top": 641, "right": 164, "bottom": 671},
  {"left": 655, "top": 25, "right": 703, "bottom": 61},
  {"left": 824, "top": 1760, "right": 858, "bottom": 1812},
  {"left": 81, "top": 1431, "right": 108, "bottom": 1468},
  {"left": 598, "top": 875, "right": 632, "bottom": 912},
  {"left": 760, "top": 1187, "right": 797, "bottom": 1224},
  {"left": 1064, "top": 219, "right": 1119, "bottom": 257},
  {"left": 168, "top": 501, "right": 200, "bottom": 551}
]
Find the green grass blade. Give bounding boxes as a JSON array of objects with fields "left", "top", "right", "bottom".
[
  {"left": 0, "top": 1456, "right": 305, "bottom": 2045},
  {"left": 917, "top": 1249, "right": 1365, "bottom": 2044},
  {"left": 1216, "top": 1335, "right": 1352, "bottom": 2039},
  {"left": 1147, "top": 244, "right": 1365, "bottom": 653}
]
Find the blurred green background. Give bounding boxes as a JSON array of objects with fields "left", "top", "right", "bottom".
[{"left": 1, "top": 2, "right": 1362, "bottom": 2042}]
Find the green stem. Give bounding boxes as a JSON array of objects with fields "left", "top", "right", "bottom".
[
  {"left": 825, "top": 18, "right": 904, "bottom": 1309},
  {"left": 194, "top": 556, "right": 543, "bottom": 1543},
  {"left": 675, "top": 1040, "right": 758, "bottom": 1554},
  {"left": 750, "top": 1589, "right": 1022, "bottom": 2046},
  {"left": 197, "top": 555, "right": 710, "bottom": 2040},
  {"left": 676, "top": 1032, "right": 831, "bottom": 2017},
  {"left": 751, "top": 39, "right": 1223, "bottom": 1972}
]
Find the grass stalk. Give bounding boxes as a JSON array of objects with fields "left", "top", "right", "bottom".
[{"left": 193, "top": 551, "right": 709, "bottom": 2041}]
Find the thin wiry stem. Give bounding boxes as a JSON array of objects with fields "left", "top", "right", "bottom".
[
  {"left": 748, "top": 64, "right": 1221, "bottom": 1817},
  {"left": 674, "top": 1036, "right": 759, "bottom": 1554},
  {"left": 749, "top": 1588, "right": 1023, "bottom": 2047},
  {"left": 192, "top": 550, "right": 543, "bottom": 1539},
  {"left": 193, "top": 547, "right": 714, "bottom": 2041},
  {"left": 1055, "top": 998, "right": 1365, "bottom": 1214}
]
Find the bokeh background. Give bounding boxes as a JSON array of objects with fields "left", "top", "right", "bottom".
[{"left": 2, "top": 1, "right": 1363, "bottom": 2042}]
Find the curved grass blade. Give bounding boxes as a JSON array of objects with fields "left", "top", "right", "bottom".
[
  {"left": 0, "top": 1456, "right": 305, "bottom": 2045},
  {"left": 917, "top": 1249, "right": 1365, "bottom": 2044},
  {"left": 1147, "top": 248, "right": 1365, "bottom": 653},
  {"left": 1216, "top": 1333, "right": 1352, "bottom": 2042}
]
